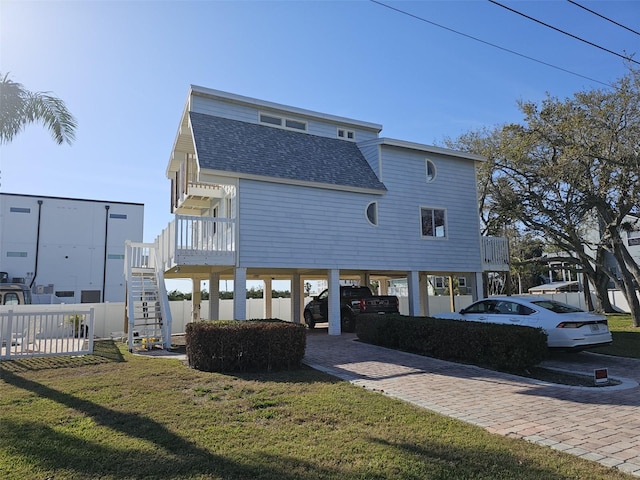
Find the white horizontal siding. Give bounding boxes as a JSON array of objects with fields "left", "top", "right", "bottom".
[
  {"left": 378, "top": 146, "right": 482, "bottom": 271},
  {"left": 358, "top": 143, "right": 380, "bottom": 178},
  {"left": 191, "top": 95, "right": 379, "bottom": 142},
  {"left": 191, "top": 96, "right": 258, "bottom": 124},
  {"left": 306, "top": 122, "right": 379, "bottom": 142},
  {"left": 238, "top": 146, "right": 483, "bottom": 273}
]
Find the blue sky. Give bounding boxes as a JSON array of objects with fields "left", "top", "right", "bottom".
[{"left": 1, "top": 0, "right": 638, "bottom": 291}]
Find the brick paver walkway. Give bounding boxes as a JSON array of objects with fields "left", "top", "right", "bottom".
[{"left": 303, "top": 331, "right": 640, "bottom": 477}]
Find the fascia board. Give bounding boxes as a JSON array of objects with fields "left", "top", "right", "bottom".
[
  {"left": 165, "top": 99, "right": 193, "bottom": 178},
  {"left": 199, "top": 168, "right": 387, "bottom": 195},
  {"left": 358, "top": 137, "right": 486, "bottom": 162}
]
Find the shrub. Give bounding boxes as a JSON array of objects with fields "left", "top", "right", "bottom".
[
  {"left": 185, "top": 319, "right": 306, "bottom": 373},
  {"left": 357, "top": 314, "right": 548, "bottom": 373}
]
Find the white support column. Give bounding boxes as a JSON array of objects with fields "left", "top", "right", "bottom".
[
  {"left": 407, "top": 271, "right": 421, "bottom": 316},
  {"left": 419, "top": 273, "right": 429, "bottom": 317},
  {"left": 233, "top": 267, "right": 247, "bottom": 320},
  {"left": 264, "top": 277, "right": 273, "bottom": 319},
  {"left": 474, "top": 272, "right": 484, "bottom": 301},
  {"left": 209, "top": 272, "right": 220, "bottom": 320},
  {"left": 448, "top": 275, "right": 455, "bottom": 312},
  {"left": 192, "top": 278, "right": 201, "bottom": 322},
  {"left": 291, "top": 274, "right": 302, "bottom": 323},
  {"left": 328, "top": 269, "right": 341, "bottom": 335},
  {"left": 380, "top": 278, "right": 389, "bottom": 295}
]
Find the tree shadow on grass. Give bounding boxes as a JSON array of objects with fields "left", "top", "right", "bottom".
[
  {"left": 370, "top": 437, "right": 624, "bottom": 480},
  {"left": 593, "top": 331, "right": 640, "bottom": 358},
  {"left": 227, "top": 365, "right": 344, "bottom": 386},
  {"left": 0, "top": 369, "right": 346, "bottom": 480}
]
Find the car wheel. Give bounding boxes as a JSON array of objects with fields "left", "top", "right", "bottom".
[
  {"left": 304, "top": 310, "right": 315, "bottom": 329},
  {"left": 341, "top": 312, "right": 356, "bottom": 333}
]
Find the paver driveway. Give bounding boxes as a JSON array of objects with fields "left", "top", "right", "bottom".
[{"left": 303, "top": 330, "right": 640, "bottom": 477}]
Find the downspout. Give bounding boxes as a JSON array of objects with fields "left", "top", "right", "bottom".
[
  {"left": 102, "top": 205, "right": 110, "bottom": 302},
  {"left": 29, "top": 200, "right": 44, "bottom": 289}
]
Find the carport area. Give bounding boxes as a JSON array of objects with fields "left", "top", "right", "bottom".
[{"left": 164, "top": 266, "right": 484, "bottom": 335}]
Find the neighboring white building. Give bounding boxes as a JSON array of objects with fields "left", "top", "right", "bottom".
[
  {"left": 549, "top": 214, "right": 640, "bottom": 288},
  {"left": 619, "top": 214, "right": 640, "bottom": 278},
  {"left": 0, "top": 193, "right": 144, "bottom": 303}
]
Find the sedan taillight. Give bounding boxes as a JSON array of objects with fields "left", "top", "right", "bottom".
[{"left": 556, "top": 320, "right": 607, "bottom": 329}]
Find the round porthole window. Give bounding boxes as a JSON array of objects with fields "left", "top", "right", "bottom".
[
  {"left": 366, "top": 202, "right": 378, "bottom": 226},
  {"left": 426, "top": 160, "right": 436, "bottom": 183}
]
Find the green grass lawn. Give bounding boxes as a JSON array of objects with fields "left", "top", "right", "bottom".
[
  {"left": 0, "top": 341, "right": 634, "bottom": 480},
  {"left": 592, "top": 314, "right": 640, "bottom": 358}
]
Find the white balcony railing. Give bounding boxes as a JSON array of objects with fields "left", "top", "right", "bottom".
[
  {"left": 152, "top": 216, "right": 501, "bottom": 273},
  {"left": 481, "top": 236, "right": 510, "bottom": 271},
  {"left": 156, "top": 215, "right": 236, "bottom": 270}
]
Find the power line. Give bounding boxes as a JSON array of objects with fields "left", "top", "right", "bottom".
[
  {"left": 369, "top": 0, "right": 614, "bottom": 88},
  {"left": 488, "top": 0, "right": 640, "bottom": 65},
  {"left": 566, "top": 0, "right": 640, "bottom": 37}
]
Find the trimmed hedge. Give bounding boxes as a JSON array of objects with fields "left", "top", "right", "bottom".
[
  {"left": 185, "top": 319, "right": 306, "bottom": 373},
  {"left": 356, "top": 314, "right": 548, "bottom": 373}
]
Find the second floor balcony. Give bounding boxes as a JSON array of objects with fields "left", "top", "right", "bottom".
[
  {"left": 481, "top": 236, "right": 510, "bottom": 272},
  {"left": 173, "top": 180, "right": 225, "bottom": 215},
  {"left": 156, "top": 214, "right": 236, "bottom": 271}
]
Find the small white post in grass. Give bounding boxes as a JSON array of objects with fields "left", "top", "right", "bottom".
[{"left": 594, "top": 368, "right": 609, "bottom": 385}]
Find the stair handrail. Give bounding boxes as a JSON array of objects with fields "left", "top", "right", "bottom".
[
  {"left": 152, "top": 242, "right": 173, "bottom": 350},
  {"left": 124, "top": 241, "right": 136, "bottom": 347}
]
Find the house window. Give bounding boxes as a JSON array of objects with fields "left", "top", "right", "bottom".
[
  {"left": 628, "top": 230, "right": 640, "bottom": 247},
  {"left": 434, "top": 277, "right": 444, "bottom": 289},
  {"left": 10, "top": 207, "right": 30, "bottom": 213},
  {"left": 109, "top": 213, "right": 127, "bottom": 219},
  {"left": 260, "top": 112, "right": 307, "bottom": 131},
  {"left": 337, "top": 128, "right": 355, "bottom": 140},
  {"left": 457, "top": 277, "right": 467, "bottom": 288},
  {"left": 420, "top": 207, "right": 446, "bottom": 238},
  {"left": 366, "top": 202, "right": 378, "bottom": 226},
  {"left": 285, "top": 119, "right": 306, "bottom": 130},
  {"left": 425, "top": 160, "right": 436, "bottom": 182},
  {"left": 7, "top": 252, "right": 27, "bottom": 257},
  {"left": 259, "top": 113, "right": 282, "bottom": 126}
]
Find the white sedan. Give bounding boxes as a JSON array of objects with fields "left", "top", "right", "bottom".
[{"left": 435, "top": 296, "right": 612, "bottom": 350}]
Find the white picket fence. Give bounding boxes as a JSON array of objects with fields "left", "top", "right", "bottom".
[{"left": 0, "top": 307, "right": 95, "bottom": 360}]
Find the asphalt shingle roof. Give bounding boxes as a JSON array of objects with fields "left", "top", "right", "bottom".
[{"left": 189, "top": 112, "right": 386, "bottom": 191}]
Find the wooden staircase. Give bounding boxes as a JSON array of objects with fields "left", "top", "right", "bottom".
[{"left": 125, "top": 242, "right": 172, "bottom": 352}]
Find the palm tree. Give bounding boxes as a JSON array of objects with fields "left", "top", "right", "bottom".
[{"left": 0, "top": 73, "right": 77, "bottom": 145}]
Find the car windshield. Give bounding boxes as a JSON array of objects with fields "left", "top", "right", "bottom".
[{"left": 530, "top": 300, "right": 584, "bottom": 314}]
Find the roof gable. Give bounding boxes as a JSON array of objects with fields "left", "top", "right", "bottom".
[{"left": 189, "top": 112, "right": 386, "bottom": 192}]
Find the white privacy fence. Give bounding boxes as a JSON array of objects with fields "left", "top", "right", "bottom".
[
  {"left": 523, "top": 290, "right": 635, "bottom": 314},
  {"left": 1, "top": 290, "right": 632, "bottom": 357},
  {"left": 0, "top": 297, "right": 471, "bottom": 344},
  {"left": 0, "top": 307, "right": 94, "bottom": 360}
]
